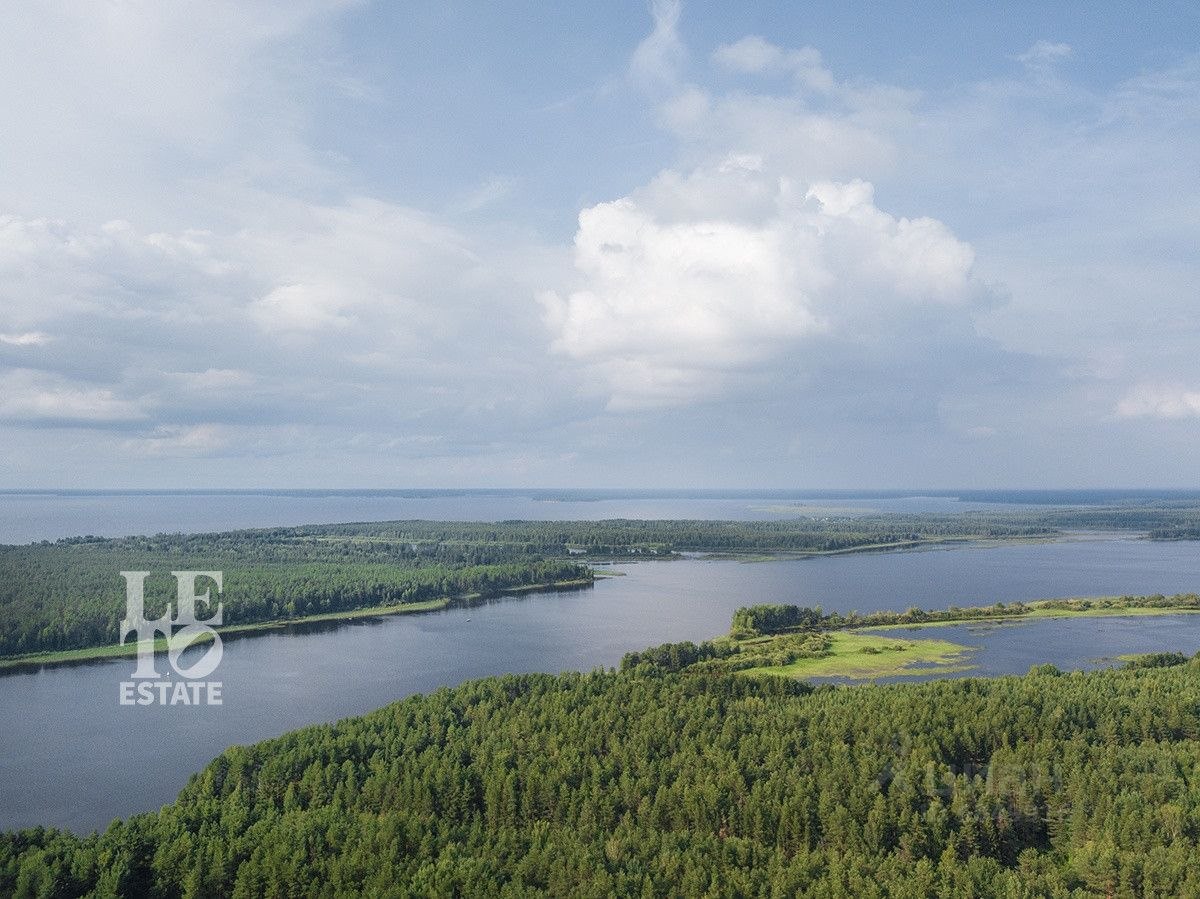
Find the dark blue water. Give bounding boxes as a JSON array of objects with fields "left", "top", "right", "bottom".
[{"left": 2, "top": 534, "right": 1200, "bottom": 834}]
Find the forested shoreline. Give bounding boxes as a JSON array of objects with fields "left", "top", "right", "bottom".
[
  {"left": 6, "top": 565, "right": 1200, "bottom": 894},
  {"left": 0, "top": 516, "right": 1036, "bottom": 660},
  {"left": 5, "top": 506, "right": 1200, "bottom": 661},
  {"left": 0, "top": 531, "right": 588, "bottom": 658},
  {"left": 4, "top": 643, "right": 1199, "bottom": 896},
  {"left": 730, "top": 593, "right": 1200, "bottom": 636},
  {"left": 618, "top": 595, "right": 1200, "bottom": 678}
]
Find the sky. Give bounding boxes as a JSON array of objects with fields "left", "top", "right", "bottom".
[{"left": 0, "top": 0, "right": 1197, "bottom": 489}]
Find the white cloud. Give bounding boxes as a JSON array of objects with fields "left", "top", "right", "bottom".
[
  {"left": 0, "top": 212, "right": 235, "bottom": 333},
  {"left": 0, "top": 369, "right": 146, "bottom": 423},
  {"left": 713, "top": 37, "right": 834, "bottom": 93},
  {"left": 239, "top": 196, "right": 484, "bottom": 339},
  {"left": 0, "top": 1, "right": 357, "bottom": 224},
  {"left": 452, "top": 176, "right": 517, "bottom": 214},
  {"left": 659, "top": 84, "right": 905, "bottom": 183},
  {"left": 1017, "top": 40, "right": 1074, "bottom": 69},
  {"left": 169, "top": 369, "right": 255, "bottom": 391},
  {"left": 1116, "top": 385, "right": 1200, "bottom": 419},
  {"left": 0, "top": 196, "right": 490, "bottom": 347},
  {"left": 127, "top": 424, "right": 232, "bottom": 457},
  {"left": 0, "top": 332, "right": 50, "bottom": 346},
  {"left": 541, "top": 162, "right": 979, "bottom": 409},
  {"left": 713, "top": 36, "right": 785, "bottom": 74},
  {"left": 0, "top": 193, "right": 575, "bottom": 465},
  {"left": 630, "top": 0, "right": 684, "bottom": 90},
  {"left": 804, "top": 180, "right": 975, "bottom": 302},
  {"left": 250, "top": 282, "right": 354, "bottom": 334}
]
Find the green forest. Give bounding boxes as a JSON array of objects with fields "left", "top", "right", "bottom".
[
  {"left": 728, "top": 594, "right": 1200, "bottom": 636},
  {"left": 279, "top": 515, "right": 1056, "bottom": 554},
  {"left": 5, "top": 505, "right": 1200, "bottom": 661},
  {"left": 0, "top": 515, "right": 1036, "bottom": 661},
  {"left": 4, "top": 637, "right": 1199, "bottom": 896},
  {"left": 0, "top": 531, "right": 588, "bottom": 658}
]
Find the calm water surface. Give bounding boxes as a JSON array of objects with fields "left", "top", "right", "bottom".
[
  {"left": 872, "top": 615, "right": 1200, "bottom": 681},
  {"left": 0, "top": 489, "right": 1025, "bottom": 544},
  {"left": 2, "top": 536, "right": 1200, "bottom": 833}
]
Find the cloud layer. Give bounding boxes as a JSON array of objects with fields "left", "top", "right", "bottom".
[{"left": 0, "top": 3, "right": 1197, "bottom": 486}]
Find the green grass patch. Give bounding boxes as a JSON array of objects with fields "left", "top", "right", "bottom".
[{"left": 742, "top": 631, "right": 975, "bottom": 680}]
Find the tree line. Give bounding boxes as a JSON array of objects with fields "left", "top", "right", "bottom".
[{"left": 728, "top": 594, "right": 1200, "bottom": 636}]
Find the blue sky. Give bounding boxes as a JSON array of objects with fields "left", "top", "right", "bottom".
[{"left": 0, "top": 1, "right": 1197, "bottom": 488}]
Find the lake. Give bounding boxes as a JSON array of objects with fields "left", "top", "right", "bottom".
[
  {"left": 0, "top": 488, "right": 1041, "bottom": 545},
  {"left": 2, "top": 534, "right": 1200, "bottom": 834}
]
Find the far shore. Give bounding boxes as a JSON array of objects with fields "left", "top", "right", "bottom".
[
  {"left": 700, "top": 533, "right": 1063, "bottom": 562},
  {"left": 856, "top": 598, "right": 1200, "bottom": 632}
]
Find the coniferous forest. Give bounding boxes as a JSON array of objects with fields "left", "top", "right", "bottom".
[
  {"left": 4, "top": 629, "right": 1200, "bottom": 897},
  {"left": 0, "top": 531, "right": 590, "bottom": 658}
]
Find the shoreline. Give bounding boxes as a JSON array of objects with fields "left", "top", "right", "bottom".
[
  {"left": 855, "top": 597, "right": 1200, "bottom": 632},
  {"left": 0, "top": 576, "right": 596, "bottom": 673},
  {"left": 697, "top": 533, "right": 1063, "bottom": 562},
  {"left": 725, "top": 593, "right": 1200, "bottom": 683}
]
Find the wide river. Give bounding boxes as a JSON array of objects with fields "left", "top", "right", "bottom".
[{"left": 3, "top": 533, "right": 1200, "bottom": 833}]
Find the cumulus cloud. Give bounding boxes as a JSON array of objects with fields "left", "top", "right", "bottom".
[
  {"left": 0, "top": 213, "right": 236, "bottom": 334},
  {"left": 538, "top": 14, "right": 1013, "bottom": 426},
  {"left": 1116, "top": 385, "right": 1200, "bottom": 419},
  {"left": 803, "top": 180, "right": 975, "bottom": 302},
  {"left": 250, "top": 282, "right": 354, "bottom": 334},
  {"left": 0, "top": 197, "right": 489, "bottom": 355},
  {"left": 541, "top": 161, "right": 980, "bottom": 409}
]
